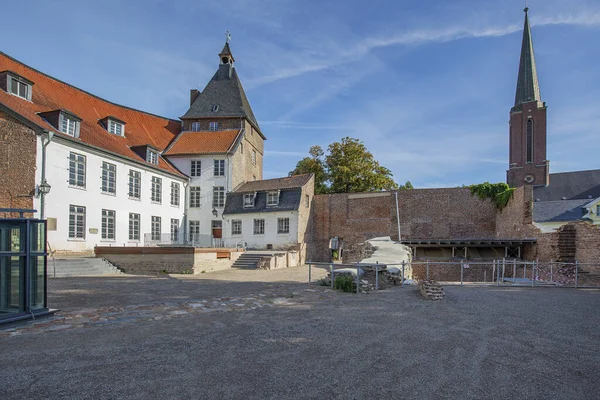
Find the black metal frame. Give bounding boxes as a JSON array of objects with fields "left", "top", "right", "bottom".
[{"left": 0, "top": 209, "right": 50, "bottom": 324}]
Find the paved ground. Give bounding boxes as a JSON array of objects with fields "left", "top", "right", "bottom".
[{"left": 1, "top": 266, "right": 599, "bottom": 399}]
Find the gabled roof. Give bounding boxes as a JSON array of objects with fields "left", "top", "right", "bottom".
[
  {"left": 223, "top": 188, "right": 303, "bottom": 215},
  {"left": 533, "top": 169, "right": 600, "bottom": 201},
  {"left": 181, "top": 65, "right": 263, "bottom": 138},
  {"left": 234, "top": 174, "right": 314, "bottom": 193},
  {"left": 513, "top": 8, "right": 543, "bottom": 111},
  {"left": 533, "top": 199, "right": 589, "bottom": 223},
  {"left": 0, "top": 52, "right": 183, "bottom": 177},
  {"left": 163, "top": 129, "right": 241, "bottom": 156}
]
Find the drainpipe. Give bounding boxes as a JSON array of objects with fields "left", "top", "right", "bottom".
[
  {"left": 183, "top": 180, "right": 189, "bottom": 244},
  {"left": 395, "top": 190, "right": 401, "bottom": 242},
  {"left": 40, "top": 130, "right": 54, "bottom": 219}
]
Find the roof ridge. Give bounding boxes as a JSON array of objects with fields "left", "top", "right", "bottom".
[{"left": 0, "top": 51, "right": 181, "bottom": 123}]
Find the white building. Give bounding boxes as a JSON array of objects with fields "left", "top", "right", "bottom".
[{"left": 222, "top": 174, "right": 315, "bottom": 260}]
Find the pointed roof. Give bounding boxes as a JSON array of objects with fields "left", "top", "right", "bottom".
[
  {"left": 513, "top": 8, "right": 543, "bottom": 111},
  {"left": 219, "top": 42, "right": 235, "bottom": 62},
  {"left": 182, "top": 43, "right": 264, "bottom": 139}
]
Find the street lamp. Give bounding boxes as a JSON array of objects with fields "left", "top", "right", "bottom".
[
  {"left": 212, "top": 208, "right": 218, "bottom": 218},
  {"left": 38, "top": 180, "right": 51, "bottom": 196}
]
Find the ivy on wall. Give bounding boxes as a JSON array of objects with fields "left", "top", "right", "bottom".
[{"left": 469, "top": 182, "right": 516, "bottom": 209}]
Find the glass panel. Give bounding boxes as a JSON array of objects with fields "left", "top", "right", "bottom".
[
  {"left": 30, "top": 256, "right": 46, "bottom": 310},
  {"left": 30, "top": 222, "right": 46, "bottom": 253},
  {"left": 0, "top": 255, "right": 24, "bottom": 316}
]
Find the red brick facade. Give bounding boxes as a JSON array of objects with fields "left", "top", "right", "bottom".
[
  {"left": 507, "top": 101, "right": 549, "bottom": 187},
  {"left": 0, "top": 111, "right": 37, "bottom": 218}
]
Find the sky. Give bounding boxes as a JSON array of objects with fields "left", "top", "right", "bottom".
[{"left": 1, "top": 0, "right": 599, "bottom": 188}]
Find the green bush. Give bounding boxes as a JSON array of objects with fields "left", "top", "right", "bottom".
[
  {"left": 469, "top": 182, "right": 516, "bottom": 209},
  {"left": 334, "top": 274, "right": 356, "bottom": 293}
]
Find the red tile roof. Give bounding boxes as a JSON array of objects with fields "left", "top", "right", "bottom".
[
  {"left": 0, "top": 52, "right": 183, "bottom": 176},
  {"left": 234, "top": 174, "right": 314, "bottom": 193},
  {"left": 163, "top": 130, "right": 241, "bottom": 156}
]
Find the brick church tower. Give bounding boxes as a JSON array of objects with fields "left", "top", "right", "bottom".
[{"left": 507, "top": 8, "right": 549, "bottom": 188}]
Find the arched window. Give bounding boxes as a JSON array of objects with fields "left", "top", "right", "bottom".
[{"left": 526, "top": 119, "right": 534, "bottom": 163}]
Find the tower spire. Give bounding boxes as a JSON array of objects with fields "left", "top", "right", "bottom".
[{"left": 513, "top": 7, "right": 542, "bottom": 110}]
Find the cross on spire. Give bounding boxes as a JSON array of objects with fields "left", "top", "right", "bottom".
[{"left": 225, "top": 31, "right": 231, "bottom": 44}]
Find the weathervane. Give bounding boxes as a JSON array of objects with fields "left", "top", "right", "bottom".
[{"left": 225, "top": 31, "right": 231, "bottom": 44}]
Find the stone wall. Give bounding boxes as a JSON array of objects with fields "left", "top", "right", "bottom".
[
  {"left": 0, "top": 111, "right": 37, "bottom": 217},
  {"left": 95, "top": 247, "right": 242, "bottom": 275},
  {"left": 310, "top": 188, "right": 499, "bottom": 262}
]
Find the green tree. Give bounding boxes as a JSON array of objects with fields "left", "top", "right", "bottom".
[
  {"left": 399, "top": 181, "right": 414, "bottom": 190},
  {"left": 290, "top": 137, "right": 399, "bottom": 194},
  {"left": 289, "top": 145, "right": 329, "bottom": 194}
]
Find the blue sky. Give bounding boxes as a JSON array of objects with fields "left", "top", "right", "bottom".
[{"left": 2, "top": 0, "right": 599, "bottom": 187}]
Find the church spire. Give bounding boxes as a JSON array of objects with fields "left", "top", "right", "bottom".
[{"left": 513, "top": 7, "right": 542, "bottom": 111}]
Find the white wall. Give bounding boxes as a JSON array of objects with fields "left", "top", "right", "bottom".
[
  {"left": 34, "top": 138, "right": 186, "bottom": 253},
  {"left": 223, "top": 210, "right": 299, "bottom": 249},
  {"left": 168, "top": 154, "right": 231, "bottom": 244}
]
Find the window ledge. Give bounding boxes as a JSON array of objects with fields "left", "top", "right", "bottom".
[
  {"left": 151, "top": 201, "right": 162, "bottom": 205},
  {"left": 171, "top": 204, "right": 180, "bottom": 208},
  {"left": 101, "top": 191, "right": 117, "bottom": 196},
  {"left": 100, "top": 239, "right": 116, "bottom": 243},
  {"left": 67, "top": 238, "right": 86, "bottom": 242},
  {"left": 128, "top": 196, "right": 141, "bottom": 201},
  {"left": 68, "top": 185, "right": 87, "bottom": 191}
]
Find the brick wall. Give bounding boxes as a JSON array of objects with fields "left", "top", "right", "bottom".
[
  {"left": 0, "top": 111, "right": 37, "bottom": 217},
  {"left": 310, "top": 188, "right": 499, "bottom": 262}
]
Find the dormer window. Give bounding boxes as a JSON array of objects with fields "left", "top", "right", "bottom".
[
  {"left": 60, "top": 112, "right": 81, "bottom": 137},
  {"left": 243, "top": 193, "right": 256, "bottom": 208},
  {"left": 109, "top": 119, "right": 124, "bottom": 136},
  {"left": 1, "top": 72, "right": 34, "bottom": 101},
  {"left": 147, "top": 149, "right": 158, "bottom": 165},
  {"left": 209, "top": 121, "right": 219, "bottom": 131},
  {"left": 211, "top": 105, "right": 219, "bottom": 112},
  {"left": 267, "top": 191, "right": 280, "bottom": 207},
  {"left": 191, "top": 122, "right": 201, "bottom": 131}
]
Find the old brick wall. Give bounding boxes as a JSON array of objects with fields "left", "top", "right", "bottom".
[
  {"left": 0, "top": 111, "right": 37, "bottom": 218},
  {"left": 310, "top": 188, "right": 499, "bottom": 262},
  {"left": 395, "top": 188, "right": 497, "bottom": 240}
]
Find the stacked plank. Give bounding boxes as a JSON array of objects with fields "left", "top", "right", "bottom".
[{"left": 418, "top": 280, "right": 445, "bottom": 300}]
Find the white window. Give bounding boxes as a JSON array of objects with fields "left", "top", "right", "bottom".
[
  {"left": 151, "top": 216, "right": 161, "bottom": 241},
  {"left": 147, "top": 149, "right": 158, "bottom": 165},
  {"left": 191, "top": 122, "right": 201, "bottom": 131},
  {"left": 108, "top": 120, "right": 124, "bottom": 136},
  {"left": 101, "top": 162, "right": 116, "bottom": 194},
  {"left": 213, "top": 186, "right": 225, "bottom": 208},
  {"left": 68, "top": 152, "right": 86, "bottom": 188},
  {"left": 171, "top": 182, "right": 180, "bottom": 206},
  {"left": 267, "top": 191, "right": 279, "bottom": 206},
  {"left": 128, "top": 170, "right": 141, "bottom": 199},
  {"left": 305, "top": 194, "right": 310, "bottom": 208},
  {"left": 151, "top": 176, "right": 162, "bottom": 203},
  {"left": 9, "top": 76, "right": 31, "bottom": 100},
  {"left": 102, "top": 209, "right": 116, "bottom": 240},
  {"left": 171, "top": 219, "right": 179, "bottom": 242},
  {"left": 211, "top": 105, "right": 219, "bottom": 112},
  {"left": 69, "top": 205, "right": 86, "bottom": 239},
  {"left": 209, "top": 121, "right": 219, "bottom": 131},
  {"left": 252, "top": 150, "right": 257, "bottom": 166},
  {"left": 243, "top": 193, "right": 255, "bottom": 208},
  {"left": 277, "top": 218, "right": 290, "bottom": 234},
  {"left": 190, "top": 187, "right": 201, "bottom": 208},
  {"left": 189, "top": 221, "right": 200, "bottom": 243},
  {"left": 253, "top": 219, "right": 265, "bottom": 235},
  {"left": 190, "top": 160, "right": 201, "bottom": 177},
  {"left": 129, "top": 213, "right": 140, "bottom": 241},
  {"left": 231, "top": 220, "right": 242, "bottom": 235},
  {"left": 61, "top": 115, "right": 78, "bottom": 137},
  {"left": 214, "top": 159, "right": 225, "bottom": 176}
]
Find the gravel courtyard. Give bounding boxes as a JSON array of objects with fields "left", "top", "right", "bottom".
[{"left": 1, "top": 266, "right": 599, "bottom": 399}]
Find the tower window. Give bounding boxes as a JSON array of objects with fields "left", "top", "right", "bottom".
[{"left": 526, "top": 119, "right": 534, "bottom": 163}]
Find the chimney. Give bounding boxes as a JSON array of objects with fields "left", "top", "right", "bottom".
[{"left": 190, "top": 89, "right": 200, "bottom": 106}]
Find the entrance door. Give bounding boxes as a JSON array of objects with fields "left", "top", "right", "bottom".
[{"left": 211, "top": 220, "right": 223, "bottom": 248}]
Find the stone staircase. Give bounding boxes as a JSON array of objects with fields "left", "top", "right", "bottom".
[
  {"left": 232, "top": 252, "right": 274, "bottom": 269},
  {"left": 47, "top": 257, "right": 122, "bottom": 278}
]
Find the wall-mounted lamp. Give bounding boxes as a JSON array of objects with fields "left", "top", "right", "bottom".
[{"left": 212, "top": 208, "right": 218, "bottom": 218}]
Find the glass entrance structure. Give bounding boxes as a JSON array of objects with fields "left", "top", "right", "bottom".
[{"left": 0, "top": 209, "right": 50, "bottom": 324}]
